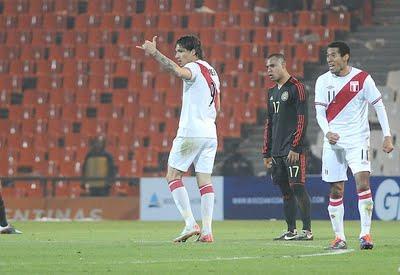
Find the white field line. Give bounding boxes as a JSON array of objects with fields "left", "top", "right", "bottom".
[
  {"left": 0, "top": 239, "right": 322, "bottom": 248},
  {"left": 0, "top": 248, "right": 354, "bottom": 266}
]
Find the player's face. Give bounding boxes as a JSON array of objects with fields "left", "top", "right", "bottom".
[
  {"left": 326, "top": 47, "right": 349, "bottom": 76},
  {"left": 175, "top": 44, "right": 196, "bottom": 66},
  {"left": 266, "top": 57, "right": 285, "bottom": 82}
]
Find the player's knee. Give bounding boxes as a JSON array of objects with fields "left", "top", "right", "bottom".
[{"left": 330, "top": 183, "right": 344, "bottom": 198}]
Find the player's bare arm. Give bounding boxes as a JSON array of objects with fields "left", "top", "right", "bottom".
[
  {"left": 382, "top": 136, "right": 394, "bottom": 153},
  {"left": 136, "top": 36, "right": 192, "bottom": 80}
]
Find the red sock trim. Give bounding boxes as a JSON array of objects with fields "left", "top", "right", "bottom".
[
  {"left": 329, "top": 197, "right": 343, "bottom": 207},
  {"left": 168, "top": 179, "right": 184, "bottom": 192},
  {"left": 358, "top": 189, "right": 372, "bottom": 200},
  {"left": 199, "top": 184, "right": 214, "bottom": 196}
]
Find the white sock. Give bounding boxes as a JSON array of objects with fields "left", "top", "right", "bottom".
[
  {"left": 358, "top": 189, "right": 373, "bottom": 238},
  {"left": 328, "top": 197, "right": 346, "bottom": 241},
  {"left": 199, "top": 184, "right": 214, "bottom": 235},
  {"left": 168, "top": 179, "right": 196, "bottom": 227}
]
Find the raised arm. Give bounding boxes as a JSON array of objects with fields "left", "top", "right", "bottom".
[{"left": 136, "top": 36, "right": 192, "bottom": 80}]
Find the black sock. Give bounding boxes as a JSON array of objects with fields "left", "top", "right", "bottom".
[
  {"left": 293, "top": 184, "right": 311, "bottom": 231},
  {"left": 279, "top": 182, "right": 297, "bottom": 232},
  {"left": 0, "top": 194, "right": 8, "bottom": 227}
]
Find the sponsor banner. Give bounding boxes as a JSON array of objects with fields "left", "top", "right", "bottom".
[
  {"left": 223, "top": 176, "right": 329, "bottom": 220},
  {"left": 369, "top": 177, "right": 400, "bottom": 221},
  {"left": 224, "top": 176, "right": 400, "bottom": 220},
  {"left": 6, "top": 197, "right": 139, "bottom": 220},
  {"left": 140, "top": 177, "right": 223, "bottom": 221}
]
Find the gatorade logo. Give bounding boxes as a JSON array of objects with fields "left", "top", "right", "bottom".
[{"left": 374, "top": 179, "right": 400, "bottom": 221}]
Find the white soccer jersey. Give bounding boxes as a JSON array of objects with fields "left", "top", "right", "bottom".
[
  {"left": 315, "top": 67, "right": 382, "bottom": 148},
  {"left": 176, "top": 60, "right": 220, "bottom": 138}
]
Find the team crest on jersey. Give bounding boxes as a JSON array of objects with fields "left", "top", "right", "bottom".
[
  {"left": 350, "top": 81, "right": 360, "bottom": 92},
  {"left": 281, "top": 91, "right": 289, "bottom": 101}
]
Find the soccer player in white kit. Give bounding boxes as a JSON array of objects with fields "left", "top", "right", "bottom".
[
  {"left": 315, "top": 41, "right": 394, "bottom": 250},
  {"left": 137, "top": 35, "right": 220, "bottom": 243}
]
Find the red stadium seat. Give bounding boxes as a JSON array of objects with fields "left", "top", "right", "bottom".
[
  {"left": 295, "top": 43, "right": 320, "bottom": 62},
  {"left": 157, "top": 13, "right": 182, "bottom": 29},
  {"left": 43, "top": 14, "right": 68, "bottom": 30},
  {"left": 268, "top": 12, "right": 293, "bottom": 26},
  {"left": 214, "top": 12, "right": 239, "bottom": 28},
  {"left": 326, "top": 11, "right": 351, "bottom": 31},
  {"left": 296, "top": 11, "right": 322, "bottom": 28},
  {"left": 18, "top": 14, "right": 43, "bottom": 29},
  {"left": 253, "top": 28, "right": 280, "bottom": 44},
  {"left": 110, "top": 182, "right": 137, "bottom": 197},
  {"left": 87, "top": 0, "right": 112, "bottom": 13},
  {"left": 15, "top": 182, "right": 44, "bottom": 198},
  {"left": 55, "top": 181, "right": 82, "bottom": 198},
  {"left": 239, "top": 11, "right": 266, "bottom": 28}
]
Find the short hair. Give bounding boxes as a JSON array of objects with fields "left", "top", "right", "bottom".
[
  {"left": 267, "top": 53, "right": 286, "bottom": 64},
  {"left": 176, "top": 35, "right": 203, "bottom": 59},
  {"left": 328, "top": 41, "right": 350, "bottom": 61}
]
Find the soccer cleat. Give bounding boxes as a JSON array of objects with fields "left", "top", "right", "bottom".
[
  {"left": 273, "top": 229, "right": 298, "bottom": 241},
  {"left": 326, "top": 237, "right": 347, "bottom": 250},
  {"left": 196, "top": 233, "right": 214, "bottom": 243},
  {"left": 294, "top": 230, "right": 314, "bottom": 241},
  {"left": 173, "top": 224, "right": 200, "bottom": 243},
  {"left": 359, "top": 234, "right": 374, "bottom": 250},
  {"left": 0, "top": 224, "right": 22, "bottom": 234}
]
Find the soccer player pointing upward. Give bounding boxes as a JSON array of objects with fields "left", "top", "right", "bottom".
[
  {"left": 315, "top": 41, "right": 394, "bottom": 250},
  {"left": 137, "top": 35, "right": 221, "bottom": 243}
]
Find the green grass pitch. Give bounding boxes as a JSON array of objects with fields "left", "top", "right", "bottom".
[{"left": 1, "top": 220, "right": 399, "bottom": 274}]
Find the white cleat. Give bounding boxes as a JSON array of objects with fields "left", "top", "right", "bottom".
[
  {"left": 0, "top": 224, "right": 22, "bottom": 234},
  {"left": 173, "top": 224, "right": 200, "bottom": 243}
]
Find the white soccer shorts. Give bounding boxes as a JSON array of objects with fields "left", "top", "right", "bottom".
[
  {"left": 322, "top": 144, "right": 371, "bottom": 182},
  {"left": 168, "top": 137, "right": 217, "bottom": 174}
]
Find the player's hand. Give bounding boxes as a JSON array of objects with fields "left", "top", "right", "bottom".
[
  {"left": 136, "top": 36, "right": 158, "bottom": 56},
  {"left": 287, "top": 150, "right": 299, "bottom": 165},
  {"left": 264, "top": 157, "right": 272, "bottom": 169},
  {"left": 326, "top": 132, "right": 340, "bottom": 145},
  {"left": 382, "top": 136, "right": 394, "bottom": 153}
]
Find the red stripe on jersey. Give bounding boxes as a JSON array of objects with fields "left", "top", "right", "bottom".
[
  {"left": 292, "top": 115, "right": 305, "bottom": 148},
  {"left": 290, "top": 77, "right": 306, "bottom": 101},
  {"left": 195, "top": 61, "right": 218, "bottom": 107},
  {"left": 326, "top": 71, "right": 369, "bottom": 122},
  {"left": 262, "top": 117, "right": 270, "bottom": 154},
  {"left": 300, "top": 153, "right": 306, "bottom": 183}
]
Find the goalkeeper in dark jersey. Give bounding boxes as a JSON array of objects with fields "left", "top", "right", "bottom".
[{"left": 262, "top": 53, "right": 312, "bottom": 241}]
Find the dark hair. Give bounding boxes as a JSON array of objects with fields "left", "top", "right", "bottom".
[
  {"left": 176, "top": 35, "right": 203, "bottom": 59},
  {"left": 328, "top": 41, "right": 350, "bottom": 61},
  {"left": 267, "top": 53, "right": 286, "bottom": 63}
]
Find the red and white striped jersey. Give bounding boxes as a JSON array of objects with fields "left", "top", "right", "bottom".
[
  {"left": 315, "top": 67, "right": 382, "bottom": 148},
  {"left": 176, "top": 60, "right": 220, "bottom": 138}
]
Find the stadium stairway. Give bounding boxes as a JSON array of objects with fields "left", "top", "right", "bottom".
[{"left": 346, "top": 0, "right": 400, "bottom": 86}]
